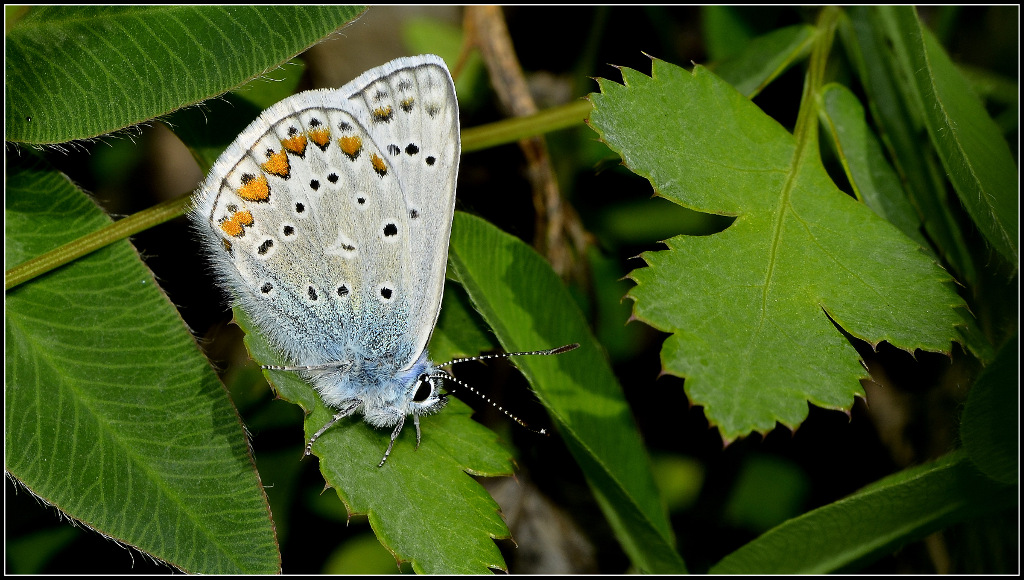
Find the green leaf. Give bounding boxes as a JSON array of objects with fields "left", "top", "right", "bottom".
[
  {"left": 840, "top": 7, "right": 979, "bottom": 286},
  {"left": 960, "top": 335, "right": 1019, "bottom": 484},
  {"left": 818, "top": 83, "right": 928, "bottom": 248},
  {"left": 712, "top": 24, "right": 817, "bottom": 99},
  {"left": 4, "top": 526, "right": 78, "bottom": 574},
  {"left": 710, "top": 450, "right": 1017, "bottom": 573},
  {"left": 4, "top": 152, "right": 279, "bottom": 574},
  {"left": 239, "top": 306, "right": 515, "bottom": 575},
  {"left": 875, "top": 7, "right": 1019, "bottom": 269},
  {"left": 588, "top": 57, "right": 968, "bottom": 441},
  {"left": 701, "top": 6, "right": 756, "bottom": 62},
  {"left": 5, "top": 6, "right": 364, "bottom": 144},
  {"left": 448, "top": 212, "right": 686, "bottom": 573},
  {"left": 170, "top": 58, "right": 309, "bottom": 174},
  {"left": 723, "top": 454, "right": 809, "bottom": 533},
  {"left": 429, "top": 280, "right": 500, "bottom": 364},
  {"left": 817, "top": 81, "right": 995, "bottom": 362}
]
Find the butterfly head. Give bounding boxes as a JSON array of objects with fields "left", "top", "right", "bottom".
[
  {"left": 399, "top": 354, "right": 448, "bottom": 418},
  {"left": 407, "top": 371, "right": 448, "bottom": 417}
]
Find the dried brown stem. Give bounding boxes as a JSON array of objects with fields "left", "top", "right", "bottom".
[{"left": 463, "top": 6, "right": 590, "bottom": 281}]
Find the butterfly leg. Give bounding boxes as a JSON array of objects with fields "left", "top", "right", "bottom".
[
  {"left": 304, "top": 401, "right": 359, "bottom": 458},
  {"left": 413, "top": 414, "right": 422, "bottom": 449},
  {"left": 378, "top": 415, "right": 406, "bottom": 467}
]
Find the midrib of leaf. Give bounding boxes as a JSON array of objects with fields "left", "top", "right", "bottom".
[{"left": 763, "top": 8, "right": 839, "bottom": 339}]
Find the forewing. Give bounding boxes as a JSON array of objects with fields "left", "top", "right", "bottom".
[{"left": 338, "top": 54, "right": 460, "bottom": 370}]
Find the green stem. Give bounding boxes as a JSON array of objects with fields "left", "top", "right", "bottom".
[
  {"left": 5, "top": 194, "right": 192, "bottom": 290},
  {"left": 793, "top": 6, "right": 839, "bottom": 155},
  {"left": 462, "top": 99, "right": 593, "bottom": 152}
]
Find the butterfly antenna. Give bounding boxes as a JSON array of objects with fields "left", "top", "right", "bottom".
[
  {"left": 438, "top": 343, "right": 579, "bottom": 368},
  {"left": 262, "top": 361, "right": 353, "bottom": 372},
  {"left": 431, "top": 342, "right": 579, "bottom": 435},
  {"left": 430, "top": 371, "right": 549, "bottom": 436}
]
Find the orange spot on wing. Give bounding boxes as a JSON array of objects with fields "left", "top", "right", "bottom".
[
  {"left": 281, "top": 134, "right": 307, "bottom": 156},
  {"left": 339, "top": 135, "right": 362, "bottom": 159},
  {"left": 219, "top": 209, "right": 255, "bottom": 238},
  {"left": 220, "top": 218, "right": 243, "bottom": 237},
  {"left": 234, "top": 210, "right": 254, "bottom": 226},
  {"left": 238, "top": 173, "right": 270, "bottom": 202},
  {"left": 371, "top": 153, "right": 387, "bottom": 176},
  {"left": 261, "top": 150, "right": 290, "bottom": 178},
  {"left": 309, "top": 128, "right": 331, "bottom": 149}
]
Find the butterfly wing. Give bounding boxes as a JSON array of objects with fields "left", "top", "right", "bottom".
[
  {"left": 192, "top": 55, "right": 459, "bottom": 376},
  {"left": 339, "top": 55, "right": 460, "bottom": 371}
]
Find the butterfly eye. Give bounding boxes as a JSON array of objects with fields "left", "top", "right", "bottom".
[{"left": 413, "top": 375, "right": 433, "bottom": 402}]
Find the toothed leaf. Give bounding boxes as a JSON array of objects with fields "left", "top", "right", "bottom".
[{"left": 588, "top": 58, "right": 968, "bottom": 441}]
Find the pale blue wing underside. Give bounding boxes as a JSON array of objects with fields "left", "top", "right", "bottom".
[{"left": 192, "top": 55, "right": 459, "bottom": 377}]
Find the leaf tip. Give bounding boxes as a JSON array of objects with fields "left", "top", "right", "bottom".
[
  {"left": 855, "top": 387, "right": 871, "bottom": 410},
  {"left": 718, "top": 429, "right": 737, "bottom": 449}
]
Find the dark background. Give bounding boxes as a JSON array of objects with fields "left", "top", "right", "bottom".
[{"left": 6, "top": 6, "right": 1018, "bottom": 574}]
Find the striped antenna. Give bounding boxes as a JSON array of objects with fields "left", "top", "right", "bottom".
[
  {"left": 430, "top": 371, "right": 547, "bottom": 435},
  {"left": 438, "top": 343, "right": 579, "bottom": 368},
  {"left": 262, "top": 360, "right": 352, "bottom": 372},
  {"left": 433, "top": 343, "right": 579, "bottom": 434}
]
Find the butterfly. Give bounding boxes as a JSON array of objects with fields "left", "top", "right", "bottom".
[{"left": 192, "top": 54, "right": 577, "bottom": 466}]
